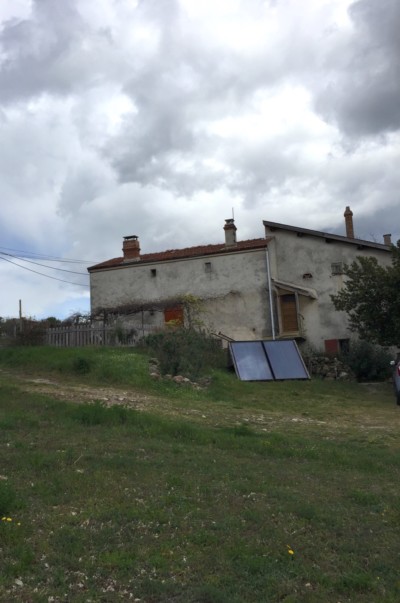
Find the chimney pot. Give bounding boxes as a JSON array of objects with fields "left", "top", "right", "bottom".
[
  {"left": 223, "top": 219, "right": 237, "bottom": 247},
  {"left": 344, "top": 206, "right": 354, "bottom": 239},
  {"left": 383, "top": 233, "right": 392, "bottom": 246},
  {"left": 123, "top": 235, "right": 140, "bottom": 261}
]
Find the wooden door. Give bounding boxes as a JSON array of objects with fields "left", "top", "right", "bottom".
[{"left": 280, "top": 294, "right": 298, "bottom": 332}]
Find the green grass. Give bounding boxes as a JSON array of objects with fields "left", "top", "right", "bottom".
[
  {"left": 0, "top": 345, "right": 153, "bottom": 387},
  {"left": 0, "top": 347, "right": 399, "bottom": 601}
]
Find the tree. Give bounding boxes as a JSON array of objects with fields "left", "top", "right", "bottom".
[
  {"left": 331, "top": 242, "right": 400, "bottom": 346},
  {"left": 63, "top": 312, "right": 91, "bottom": 326}
]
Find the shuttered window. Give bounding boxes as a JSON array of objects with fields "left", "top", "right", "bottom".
[
  {"left": 164, "top": 306, "right": 184, "bottom": 325},
  {"left": 280, "top": 294, "right": 299, "bottom": 332},
  {"left": 325, "top": 339, "right": 339, "bottom": 355}
]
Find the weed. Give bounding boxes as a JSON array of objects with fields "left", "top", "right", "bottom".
[
  {"left": 71, "top": 401, "right": 129, "bottom": 425},
  {"left": 232, "top": 423, "right": 256, "bottom": 437},
  {"left": 0, "top": 482, "right": 18, "bottom": 516},
  {"left": 72, "top": 356, "right": 91, "bottom": 374},
  {"left": 193, "top": 584, "right": 232, "bottom": 603}
]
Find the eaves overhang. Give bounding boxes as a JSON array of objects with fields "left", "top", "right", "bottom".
[
  {"left": 263, "top": 220, "right": 391, "bottom": 252},
  {"left": 272, "top": 279, "right": 318, "bottom": 299}
]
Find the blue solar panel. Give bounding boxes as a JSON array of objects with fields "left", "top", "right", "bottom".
[
  {"left": 263, "top": 340, "right": 309, "bottom": 380},
  {"left": 229, "top": 342, "right": 274, "bottom": 381}
]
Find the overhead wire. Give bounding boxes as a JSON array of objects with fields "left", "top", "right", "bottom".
[
  {"left": 0, "top": 245, "right": 99, "bottom": 264},
  {"left": 0, "top": 251, "right": 88, "bottom": 275},
  {"left": 0, "top": 254, "right": 90, "bottom": 287}
]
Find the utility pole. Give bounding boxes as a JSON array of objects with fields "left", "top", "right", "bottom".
[{"left": 19, "top": 299, "right": 23, "bottom": 332}]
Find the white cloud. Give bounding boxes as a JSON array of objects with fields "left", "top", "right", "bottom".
[{"left": 0, "top": 0, "right": 398, "bottom": 320}]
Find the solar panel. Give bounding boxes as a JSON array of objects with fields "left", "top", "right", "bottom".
[
  {"left": 229, "top": 341, "right": 274, "bottom": 381},
  {"left": 263, "top": 340, "right": 309, "bottom": 380},
  {"left": 229, "top": 340, "right": 309, "bottom": 381}
]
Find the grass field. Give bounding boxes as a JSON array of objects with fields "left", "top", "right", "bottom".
[{"left": 0, "top": 346, "right": 399, "bottom": 602}]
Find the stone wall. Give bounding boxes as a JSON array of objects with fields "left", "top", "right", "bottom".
[{"left": 305, "top": 355, "right": 354, "bottom": 380}]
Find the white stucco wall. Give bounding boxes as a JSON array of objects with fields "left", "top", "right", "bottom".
[
  {"left": 265, "top": 228, "right": 392, "bottom": 350},
  {"left": 90, "top": 248, "right": 273, "bottom": 340}
]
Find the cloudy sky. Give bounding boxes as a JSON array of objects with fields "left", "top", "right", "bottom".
[{"left": 0, "top": 0, "right": 399, "bottom": 320}]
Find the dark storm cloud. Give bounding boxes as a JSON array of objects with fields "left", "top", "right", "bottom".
[
  {"left": 0, "top": 1, "right": 87, "bottom": 101},
  {"left": 315, "top": 0, "right": 400, "bottom": 136},
  {"left": 0, "top": 0, "right": 126, "bottom": 102}
]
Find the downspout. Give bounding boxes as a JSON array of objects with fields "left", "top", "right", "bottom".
[{"left": 265, "top": 247, "right": 276, "bottom": 340}]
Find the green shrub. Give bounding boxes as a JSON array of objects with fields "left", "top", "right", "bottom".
[
  {"left": 15, "top": 322, "right": 46, "bottom": 346},
  {"left": 140, "top": 328, "right": 225, "bottom": 379},
  {"left": 341, "top": 340, "right": 392, "bottom": 382}
]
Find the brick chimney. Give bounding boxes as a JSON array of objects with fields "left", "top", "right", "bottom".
[
  {"left": 123, "top": 235, "right": 140, "bottom": 261},
  {"left": 344, "top": 206, "right": 354, "bottom": 239},
  {"left": 224, "top": 218, "right": 237, "bottom": 247},
  {"left": 383, "top": 233, "right": 392, "bottom": 245}
]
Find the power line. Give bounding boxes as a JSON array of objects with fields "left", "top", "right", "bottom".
[
  {"left": 0, "top": 245, "right": 100, "bottom": 264},
  {"left": 0, "top": 251, "right": 88, "bottom": 275},
  {"left": 0, "top": 255, "right": 90, "bottom": 287}
]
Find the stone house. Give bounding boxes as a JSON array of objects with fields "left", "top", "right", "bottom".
[
  {"left": 87, "top": 208, "right": 392, "bottom": 351},
  {"left": 263, "top": 207, "right": 392, "bottom": 353},
  {"left": 88, "top": 219, "right": 271, "bottom": 341}
]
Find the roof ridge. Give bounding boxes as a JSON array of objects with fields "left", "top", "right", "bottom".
[
  {"left": 141, "top": 237, "right": 267, "bottom": 255},
  {"left": 88, "top": 237, "right": 269, "bottom": 271}
]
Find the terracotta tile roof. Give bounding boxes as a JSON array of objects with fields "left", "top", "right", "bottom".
[{"left": 88, "top": 238, "right": 270, "bottom": 271}]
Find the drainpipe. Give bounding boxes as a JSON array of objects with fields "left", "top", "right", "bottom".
[{"left": 265, "top": 248, "right": 276, "bottom": 340}]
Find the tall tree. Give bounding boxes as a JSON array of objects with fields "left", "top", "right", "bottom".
[{"left": 331, "top": 242, "right": 400, "bottom": 346}]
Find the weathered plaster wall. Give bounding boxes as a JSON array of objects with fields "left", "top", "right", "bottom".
[
  {"left": 90, "top": 227, "right": 392, "bottom": 349},
  {"left": 90, "top": 249, "right": 272, "bottom": 340},
  {"left": 266, "top": 228, "right": 392, "bottom": 349}
]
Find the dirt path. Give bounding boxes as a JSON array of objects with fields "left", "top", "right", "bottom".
[
  {"left": 7, "top": 373, "right": 165, "bottom": 412},
  {"left": 2, "top": 369, "right": 400, "bottom": 437}
]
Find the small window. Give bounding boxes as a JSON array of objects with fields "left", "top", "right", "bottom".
[
  {"left": 204, "top": 262, "right": 212, "bottom": 273},
  {"left": 164, "top": 306, "right": 184, "bottom": 325},
  {"left": 324, "top": 339, "right": 339, "bottom": 355},
  {"left": 324, "top": 338, "right": 350, "bottom": 355},
  {"left": 331, "top": 262, "right": 344, "bottom": 275},
  {"left": 150, "top": 269, "right": 157, "bottom": 277}
]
